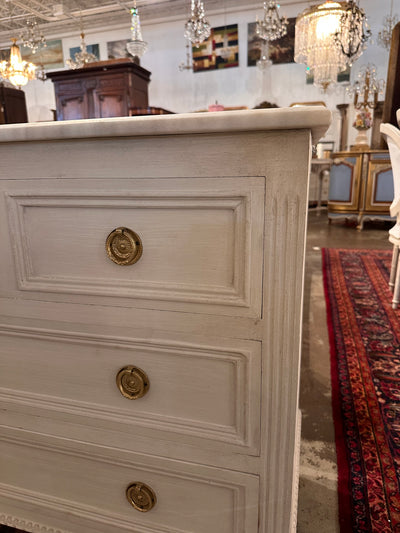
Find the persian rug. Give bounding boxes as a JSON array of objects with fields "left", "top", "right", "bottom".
[{"left": 322, "top": 248, "right": 400, "bottom": 533}]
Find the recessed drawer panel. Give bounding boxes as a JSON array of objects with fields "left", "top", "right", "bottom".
[
  {"left": 3, "top": 177, "right": 265, "bottom": 318},
  {"left": 0, "top": 433, "right": 260, "bottom": 533},
  {"left": 0, "top": 325, "right": 261, "bottom": 454}
]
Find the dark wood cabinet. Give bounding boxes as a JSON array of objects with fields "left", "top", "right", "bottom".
[
  {"left": 0, "top": 84, "right": 28, "bottom": 124},
  {"left": 47, "top": 59, "right": 151, "bottom": 121}
]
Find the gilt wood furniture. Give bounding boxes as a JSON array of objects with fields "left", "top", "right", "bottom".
[
  {"left": 0, "top": 107, "right": 330, "bottom": 533},
  {"left": 328, "top": 149, "right": 394, "bottom": 229},
  {"left": 47, "top": 59, "right": 150, "bottom": 121}
]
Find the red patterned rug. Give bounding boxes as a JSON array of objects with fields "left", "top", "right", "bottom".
[{"left": 322, "top": 248, "right": 400, "bottom": 532}]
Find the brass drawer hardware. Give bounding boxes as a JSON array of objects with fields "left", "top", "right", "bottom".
[
  {"left": 116, "top": 365, "right": 150, "bottom": 400},
  {"left": 126, "top": 482, "right": 157, "bottom": 512},
  {"left": 106, "top": 227, "right": 143, "bottom": 266}
]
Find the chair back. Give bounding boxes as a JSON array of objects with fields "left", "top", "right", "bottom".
[{"left": 381, "top": 122, "right": 400, "bottom": 216}]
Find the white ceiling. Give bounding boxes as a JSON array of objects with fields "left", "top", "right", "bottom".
[{"left": 0, "top": 0, "right": 263, "bottom": 43}]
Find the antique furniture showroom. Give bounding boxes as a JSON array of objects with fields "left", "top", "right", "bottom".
[{"left": 0, "top": 0, "right": 395, "bottom": 532}]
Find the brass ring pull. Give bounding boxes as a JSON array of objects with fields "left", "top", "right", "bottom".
[
  {"left": 116, "top": 365, "right": 150, "bottom": 400},
  {"left": 126, "top": 482, "right": 157, "bottom": 512},
  {"left": 106, "top": 227, "right": 143, "bottom": 266}
]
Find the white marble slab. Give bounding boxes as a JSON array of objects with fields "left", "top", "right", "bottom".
[{"left": 0, "top": 107, "right": 331, "bottom": 144}]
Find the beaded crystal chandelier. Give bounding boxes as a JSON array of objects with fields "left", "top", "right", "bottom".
[
  {"left": 0, "top": 39, "right": 36, "bottom": 88},
  {"left": 256, "top": 1, "right": 288, "bottom": 42},
  {"left": 65, "top": 32, "right": 97, "bottom": 69},
  {"left": 184, "top": 0, "right": 211, "bottom": 47},
  {"left": 295, "top": 1, "right": 348, "bottom": 90},
  {"left": 334, "top": 0, "right": 371, "bottom": 64},
  {"left": 126, "top": 1, "right": 148, "bottom": 60},
  {"left": 20, "top": 19, "right": 46, "bottom": 55},
  {"left": 378, "top": 0, "right": 399, "bottom": 50}
]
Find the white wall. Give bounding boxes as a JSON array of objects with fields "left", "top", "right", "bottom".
[{"left": 22, "top": 0, "right": 392, "bottom": 150}]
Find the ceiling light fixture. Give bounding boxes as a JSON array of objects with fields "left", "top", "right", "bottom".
[
  {"left": 334, "top": 0, "right": 371, "bottom": 64},
  {"left": 184, "top": 0, "right": 211, "bottom": 47},
  {"left": 378, "top": 0, "right": 399, "bottom": 50},
  {"left": 256, "top": 1, "right": 288, "bottom": 42},
  {"left": 0, "top": 38, "right": 36, "bottom": 89},
  {"left": 295, "top": 1, "right": 348, "bottom": 90},
  {"left": 126, "top": 1, "right": 148, "bottom": 62},
  {"left": 65, "top": 31, "right": 97, "bottom": 69},
  {"left": 20, "top": 19, "right": 46, "bottom": 55}
]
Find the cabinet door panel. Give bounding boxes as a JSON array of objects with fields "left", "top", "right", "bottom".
[
  {"left": 95, "top": 92, "right": 127, "bottom": 118},
  {"left": 59, "top": 94, "right": 87, "bottom": 120},
  {"left": 365, "top": 160, "right": 394, "bottom": 212},
  {"left": 328, "top": 155, "right": 362, "bottom": 211}
]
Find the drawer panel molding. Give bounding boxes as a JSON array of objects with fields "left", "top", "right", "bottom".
[
  {"left": 0, "top": 324, "right": 261, "bottom": 453},
  {"left": 0, "top": 433, "right": 260, "bottom": 533},
  {"left": 5, "top": 179, "right": 264, "bottom": 317}
]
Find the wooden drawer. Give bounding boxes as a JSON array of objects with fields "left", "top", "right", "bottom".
[
  {"left": 0, "top": 324, "right": 261, "bottom": 454},
  {"left": 0, "top": 431, "right": 260, "bottom": 533},
  {"left": 1, "top": 177, "right": 265, "bottom": 318}
]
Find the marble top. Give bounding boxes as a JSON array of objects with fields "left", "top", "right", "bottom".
[{"left": 0, "top": 107, "right": 331, "bottom": 145}]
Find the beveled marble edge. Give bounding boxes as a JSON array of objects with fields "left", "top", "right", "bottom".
[{"left": 0, "top": 107, "right": 331, "bottom": 145}]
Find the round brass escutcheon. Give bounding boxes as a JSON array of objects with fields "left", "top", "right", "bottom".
[
  {"left": 126, "top": 482, "right": 157, "bottom": 512},
  {"left": 116, "top": 365, "right": 150, "bottom": 400},
  {"left": 106, "top": 227, "right": 143, "bottom": 266}
]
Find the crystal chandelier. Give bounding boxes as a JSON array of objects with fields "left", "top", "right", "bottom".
[
  {"left": 66, "top": 31, "right": 97, "bottom": 69},
  {"left": 334, "top": 0, "right": 371, "bottom": 64},
  {"left": 256, "top": 1, "right": 288, "bottom": 42},
  {"left": 126, "top": 1, "right": 148, "bottom": 60},
  {"left": 295, "top": 1, "right": 349, "bottom": 90},
  {"left": 184, "top": 0, "right": 211, "bottom": 47},
  {"left": 20, "top": 19, "right": 46, "bottom": 54},
  {"left": 378, "top": 0, "right": 399, "bottom": 50},
  {"left": 0, "top": 39, "right": 36, "bottom": 89}
]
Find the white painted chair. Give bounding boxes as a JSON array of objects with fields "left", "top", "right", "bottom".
[{"left": 380, "top": 122, "right": 400, "bottom": 308}]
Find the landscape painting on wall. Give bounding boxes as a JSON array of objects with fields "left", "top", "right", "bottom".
[
  {"left": 70, "top": 43, "right": 100, "bottom": 62},
  {"left": 107, "top": 39, "right": 130, "bottom": 59},
  {"left": 193, "top": 24, "right": 239, "bottom": 72},
  {"left": 21, "top": 39, "right": 64, "bottom": 70},
  {"left": 247, "top": 19, "right": 296, "bottom": 66}
]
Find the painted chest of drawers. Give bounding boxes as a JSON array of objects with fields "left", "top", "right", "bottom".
[{"left": 0, "top": 108, "right": 330, "bottom": 533}]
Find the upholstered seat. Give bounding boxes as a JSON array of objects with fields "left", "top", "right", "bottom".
[{"left": 380, "top": 122, "right": 400, "bottom": 308}]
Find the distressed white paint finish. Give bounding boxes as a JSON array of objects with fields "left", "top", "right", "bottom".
[
  {"left": 0, "top": 108, "right": 331, "bottom": 532},
  {"left": 0, "top": 325, "right": 262, "bottom": 454},
  {"left": 0, "top": 430, "right": 260, "bottom": 533},
  {"left": 4, "top": 177, "right": 265, "bottom": 317}
]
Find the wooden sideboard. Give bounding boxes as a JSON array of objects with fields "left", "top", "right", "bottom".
[
  {"left": 0, "top": 107, "right": 331, "bottom": 533},
  {"left": 328, "top": 150, "right": 394, "bottom": 229},
  {"left": 47, "top": 59, "right": 151, "bottom": 121}
]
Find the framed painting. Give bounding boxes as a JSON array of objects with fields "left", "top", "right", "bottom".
[
  {"left": 247, "top": 18, "right": 296, "bottom": 67},
  {"left": 193, "top": 24, "right": 239, "bottom": 72},
  {"left": 107, "top": 39, "right": 130, "bottom": 59},
  {"left": 21, "top": 39, "right": 64, "bottom": 70}
]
